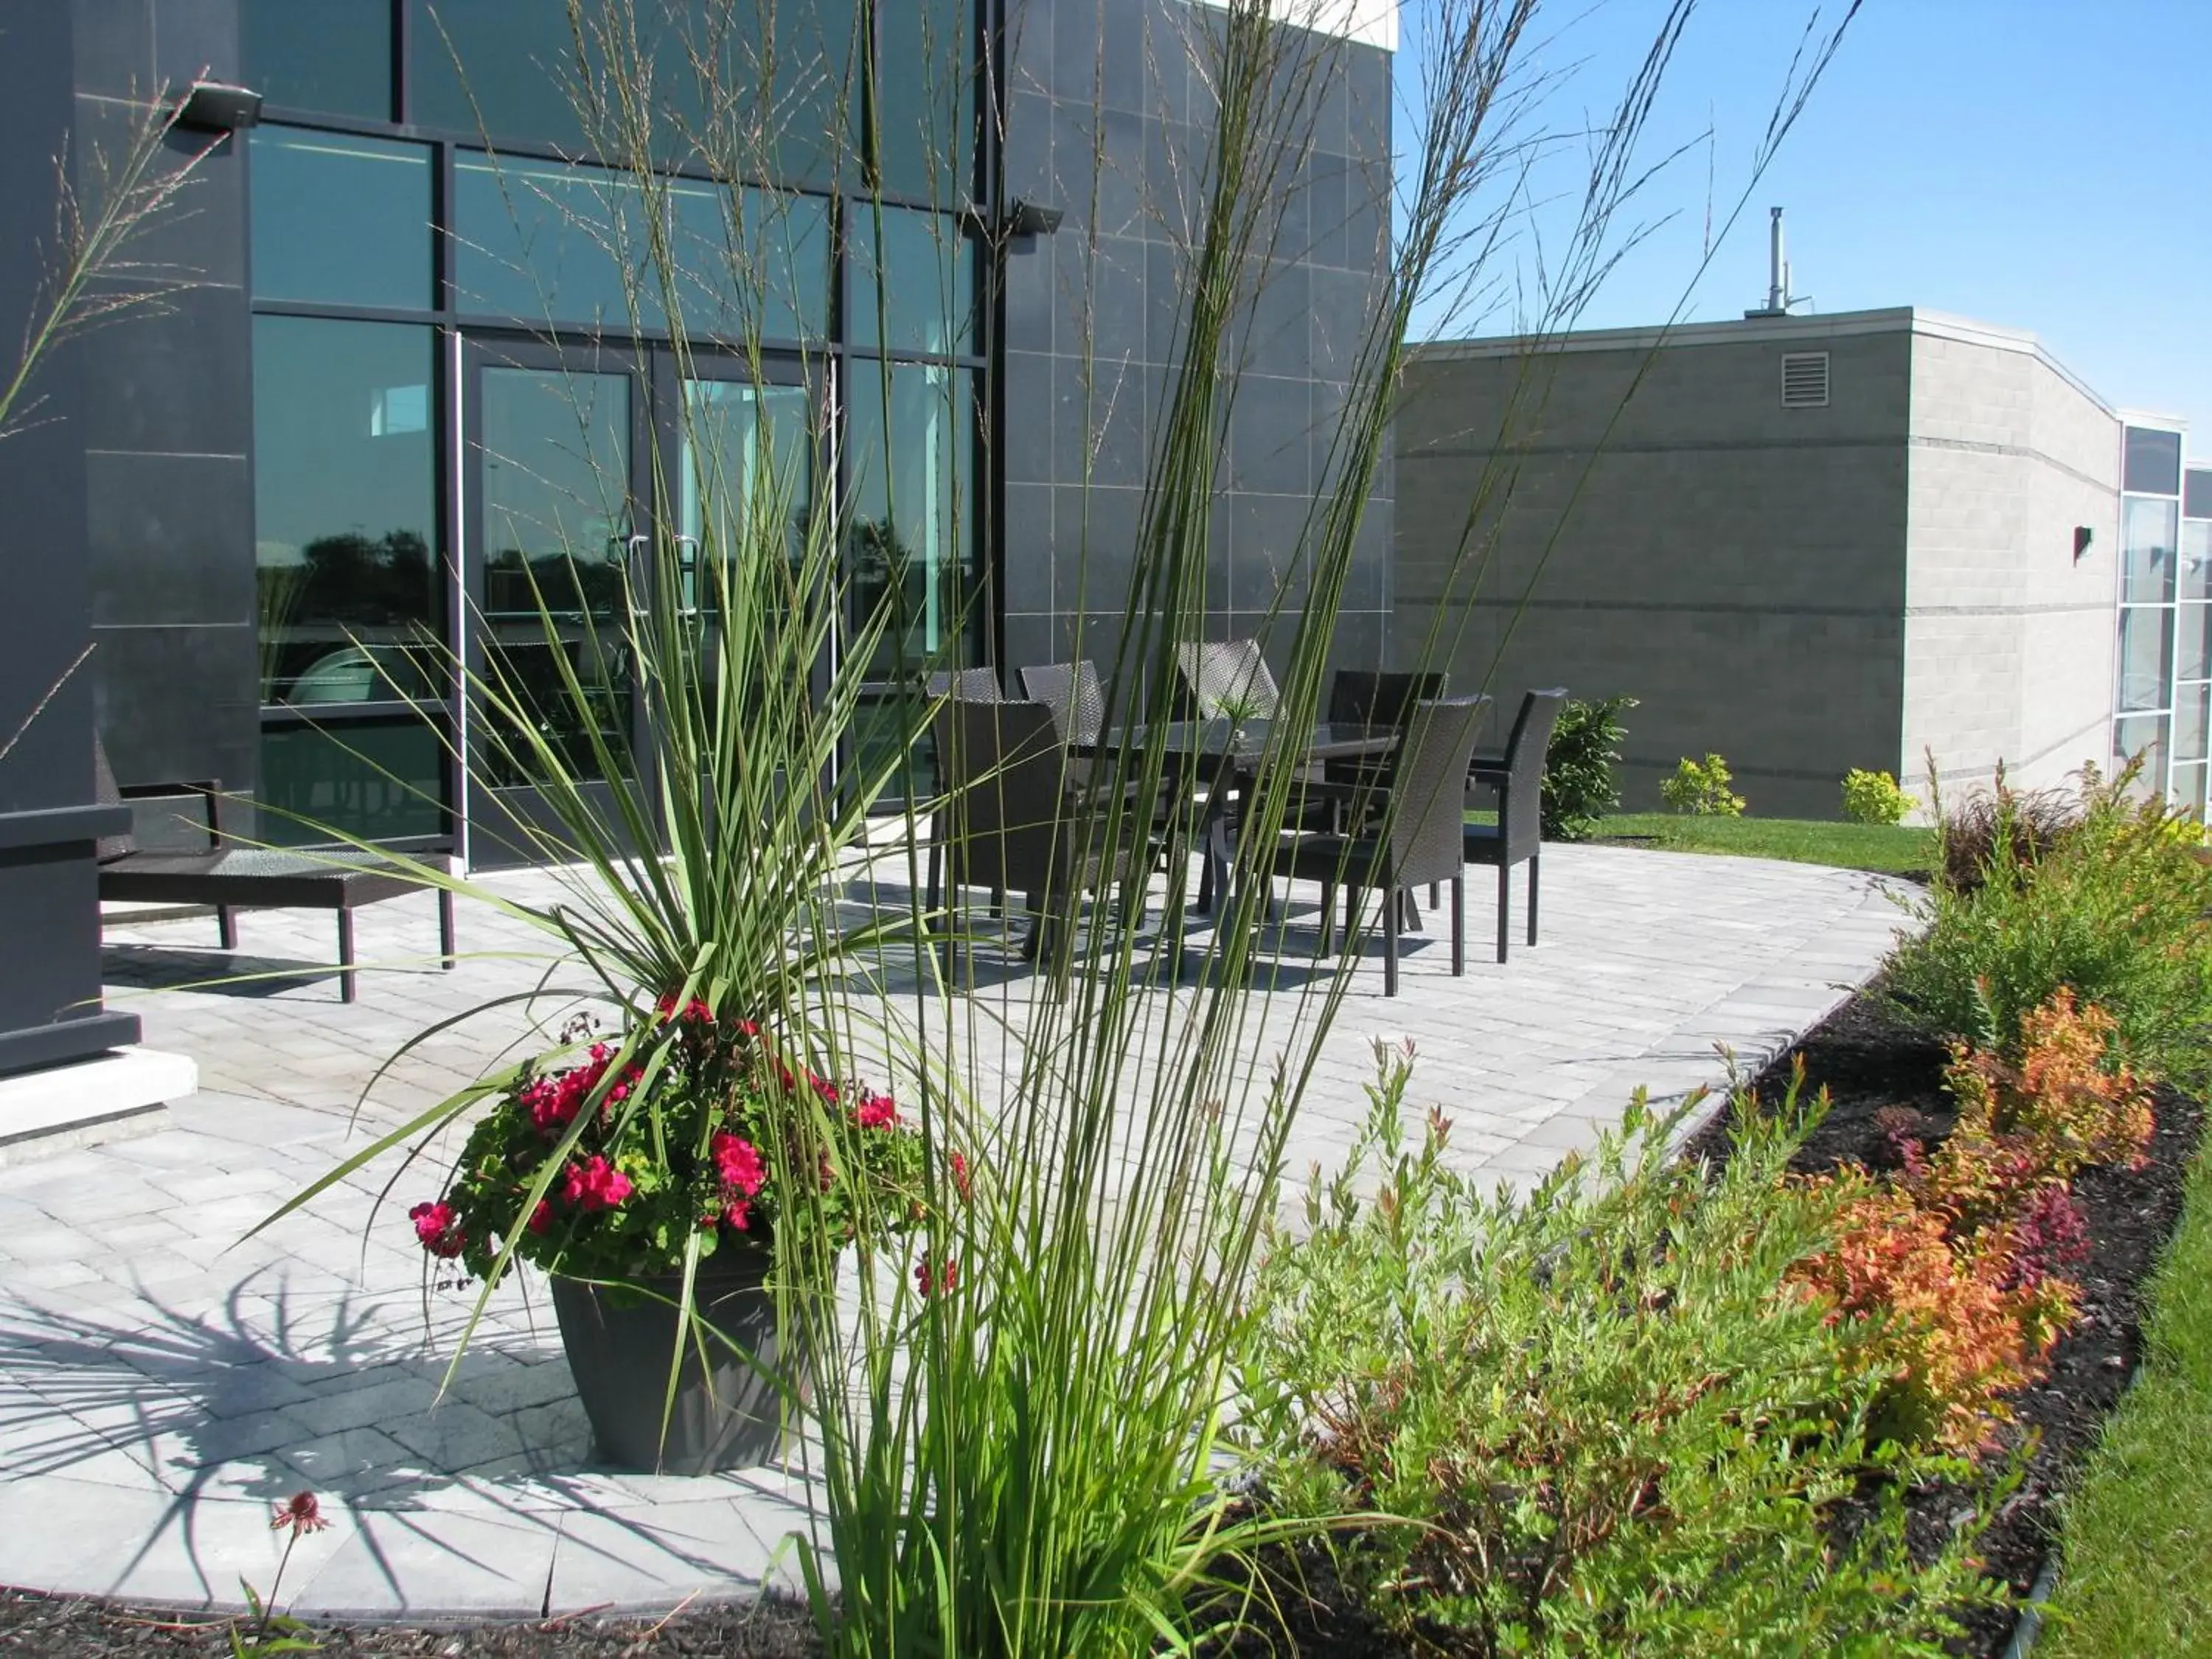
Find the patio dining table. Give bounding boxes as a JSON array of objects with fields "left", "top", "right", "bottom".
[{"left": 1076, "top": 718, "right": 1397, "bottom": 918}]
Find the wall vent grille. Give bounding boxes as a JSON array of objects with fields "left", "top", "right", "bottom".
[{"left": 1781, "top": 351, "right": 1830, "bottom": 408}]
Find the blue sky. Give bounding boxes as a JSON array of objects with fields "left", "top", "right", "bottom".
[{"left": 1398, "top": 0, "right": 2212, "bottom": 438}]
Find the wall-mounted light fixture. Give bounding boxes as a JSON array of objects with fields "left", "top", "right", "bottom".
[
  {"left": 175, "top": 80, "right": 263, "bottom": 133},
  {"left": 1004, "top": 199, "right": 1065, "bottom": 238},
  {"left": 2073, "top": 525, "right": 2095, "bottom": 563}
]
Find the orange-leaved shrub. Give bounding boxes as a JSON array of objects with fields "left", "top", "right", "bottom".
[{"left": 1792, "top": 988, "right": 2154, "bottom": 1452}]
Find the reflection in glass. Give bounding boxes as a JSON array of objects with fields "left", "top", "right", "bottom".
[
  {"left": 2179, "top": 683, "right": 2211, "bottom": 770},
  {"left": 681, "top": 378, "right": 815, "bottom": 602},
  {"left": 2174, "top": 762, "right": 2209, "bottom": 820},
  {"left": 261, "top": 717, "right": 448, "bottom": 846},
  {"left": 411, "top": 0, "right": 864, "bottom": 186},
  {"left": 243, "top": 0, "right": 392, "bottom": 120},
  {"left": 2179, "top": 602, "right": 2212, "bottom": 684},
  {"left": 453, "top": 155, "right": 655, "bottom": 329},
  {"left": 2114, "top": 714, "right": 2171, "bottom": 795},
  {"left": 874, "top": 0, "right": 974, "bottom": 203},
  {"left": 2117, "top": 605, "right": 2174, "bottom": 714},
  {"left": 408, "top": 0, "right": 588, "bottom": 150},
  {"left": 2124, "top": 496, "right": 2179, "bottom": 604},
  {"left": 2189, "top": 469, "right": 2212, "bottom": 521},
  {"left": 667, "top": 183, "right": 832, "bottom": 342},
  {"left": 2184, "top": 520, "right": 2212, "bottom": 603},
  {"left": 476, "top": 366, "right": 636, "bottom": 786},
  {"left": 846, "top": 362, "right": 978, "bottom": 677},
  {"left": 2124, "top": 425, "right": 2183, "bottom": 497},
  {"left": 845, "top": 364, "right": 978, "bottom": 801},
  {"left": 251, "top": 128, "right": 431, "bottom": 310},
  {"left": 849, "top": 206, "right": 976, "bottom": 355},
  {"left": 253, "top": 317, "right": 442, "bottom": 706}
]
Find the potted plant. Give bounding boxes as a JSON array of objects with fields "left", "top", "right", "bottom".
[{"left": 406, "top": 996, "right": 928, "bottom": 1474}]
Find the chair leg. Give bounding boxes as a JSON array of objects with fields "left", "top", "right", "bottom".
[
  {"left": 1384, "top": 880, "right": 1400, "bottom": 997},
  {"left": 1316, "top": 881, "right": 1335, "bottom": 956},
  {"left": 217, "top": 904, "right": 237, "bottom": 952},
  {"left": 1451, "top": 873, "right": 1465, "bottom": 976},
  {"left": 438, "top": 889, "right": 456, "bottom": 969},
  {"left": 1527, "top": 852, "right": 1541, "bottom": 946},
  {"left": 924, "top": 835, "right": 943, "bottom": 919},
  {"left": 1430, "top": 881, "right": 1441, "bottom": 908},
  {"left": 337, "top": 908, "right": 357, "bottom": 1004},
  {"left": 1496, "top": 861, "right": 1510, "bottom": 964}
]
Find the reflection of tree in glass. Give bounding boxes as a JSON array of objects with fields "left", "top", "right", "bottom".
[{"left": 294, "top": 529, "right": 438, "bottom": 623}]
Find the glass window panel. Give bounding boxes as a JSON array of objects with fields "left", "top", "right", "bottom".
[
  {"left": 681, "top": 378, "right": 815, "bottom": 592},
  {"left": 666, "top": 184, "right": 832, "bottom": 342},
  {"left": 2114, "top": 714, "right": 2171, "bottom": 793},
  {"left": 411, "top": 0, "right": 860, "bottom": 178},
  {"left": 874, "top": 0, "right": 974, "bottom": 204},
  {"left": 251, "top": 128, "right": 431, "bottom": 310},
  {"left": 2117, "top": 605, "right": 2174, "bottom": 713},
  {"left": 2124, "top": 425, "right": 2184, "bottom": 496},
  {"left": 243, "top": 0, "right": 392, "bottom": 120},
  {"left": 2180, "top": 683, "right": 2211, "bottom": 769},
  {"left": 2185, "top": 520, "right": 2212, "bottom": 603},
  {"left": 476, "top": 366, "right": 636, "bottom": 785},
  {"left": 703, "top": 0, "right": 864, "bottom": 189},
  {"left": 253, "top": 317, "right": 443, "bottom": 708},
  {"left": 845, "top": 360, "right": 978, "bottom": 679},
  {"left": 261, "top": 717, "right": 448, "bottom": 846},
  {"left": 849, "top": 206, "right": 976, "bottom": 355},
  {"left": 2177, "top": 602, "right": 2212, "bottom": 683},
  {"left": 453, "top": 153, "right": 659, "bottom": 328},
  {"left": 408, "top": 0, "right": 586, "bottom": 149},
  {"left": 2173, "top": 761, "right": 2209, "bottom": 821},
  {"left": 2189, "top": 468, "right": 2212, "bottom": 521},
  {"left": 2124, "top": 495, "right": 2180, "bottom": 604}
]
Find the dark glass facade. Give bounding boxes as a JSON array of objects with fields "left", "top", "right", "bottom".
[{"left": 13, "top": 0, "right": 1394, "bottom": 874}]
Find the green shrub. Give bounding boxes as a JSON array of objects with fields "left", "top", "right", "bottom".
[
  {"left": 1842, "top": 768, "right": 1913, "bottom": 826},
  {"left": 1885, "top": 766, "right": 2212, "bottom": 1081},
  {"left": 1237, "top": 1046, "right": 2000, "bottom": 1657},
  {"left": 1660, "top": 752, "right": 1745, "bottom": 816},
  {"left": 1541, "top": 694, "right": 1636, "bottom": 841}
]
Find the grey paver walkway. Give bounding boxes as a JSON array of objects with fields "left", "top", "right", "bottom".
[{"left": 0, "top": 843, "right": 1911, "bottom": 1616}]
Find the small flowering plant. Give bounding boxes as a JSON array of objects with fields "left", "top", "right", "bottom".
[{"left": 410, "top": 997, "right": 929, "bottom": 1283}]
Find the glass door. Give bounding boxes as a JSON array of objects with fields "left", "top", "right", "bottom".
[{"left": 461, "top": 335, "right": 647, "bottom": 867}]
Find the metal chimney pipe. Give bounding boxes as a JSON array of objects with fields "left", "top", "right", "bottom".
[{"left": 1767, "top": 207, "right": 1787, "bottom": 313}]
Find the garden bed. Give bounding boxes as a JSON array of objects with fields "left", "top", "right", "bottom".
[
  {"left": 1694, "top": 985, "right": 2203, "bottom": 1658},
  {"left": 1223, "top": 982, "right": 2205, "bottom": 1659}
]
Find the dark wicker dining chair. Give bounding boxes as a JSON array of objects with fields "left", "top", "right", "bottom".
[
  {"left": 1461, "top": 686, "right": 1568, "bottom": 963},
  {"left": 932, "top": 698, "right": 1152, "bottom": 992},
  {"left": 1175, "top": 639, "right": 1281, "bottom": 721},
  {"left": 1275, "top": 696, "right": 1487, "bottom": 996},
  {"left": 1018, "top": 660, "right": 1106, "bottom": 747}
]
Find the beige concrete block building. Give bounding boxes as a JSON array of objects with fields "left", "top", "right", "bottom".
[{"left": 1394, "top": 307, "right": 2207, "bottom": 820}]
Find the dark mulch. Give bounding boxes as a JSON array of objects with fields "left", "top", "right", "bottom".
[
  {"left": 1686, "top": 984, "right": 2207, "bottom": 1658},
  {"left": 0, "top": 1591, "right": 821, "bottom": 1657}
]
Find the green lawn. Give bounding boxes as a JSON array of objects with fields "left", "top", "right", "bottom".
[
  {"left": 2041, "top": 1143, "right": 2212, "bottom": 1656},
  {"left": 1589, "top": 813, "right": 1936, "bottom": 875}
]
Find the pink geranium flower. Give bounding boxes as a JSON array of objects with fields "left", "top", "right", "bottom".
[
  {"left": 855, "top": 1091, "right": 898, "bottom": 1130},
  {"left": 711, "top": 1131, "right": 767, "bottom": 1197},
  {"left": 408, "top": 1200, "right": 465, "bottom": 1258},
  {"left": 563, "top": 1155, "right": 633, "bottom": 1211}
]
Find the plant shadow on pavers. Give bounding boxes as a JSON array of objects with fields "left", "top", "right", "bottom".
[{"left": 0, "top": 1271, "right": 807, "bottom": 1611}]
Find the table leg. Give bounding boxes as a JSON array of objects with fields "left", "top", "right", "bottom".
[{"left": 337, "top": 908, "right": 357, "bottom": 1004}]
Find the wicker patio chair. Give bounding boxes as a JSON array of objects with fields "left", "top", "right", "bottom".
[
  {"left": 1273, "top": 696, "right": 1487, "bottom": 996},
  {"left": 1461, "top": 686, "right": 1568, "bottom": 962}
]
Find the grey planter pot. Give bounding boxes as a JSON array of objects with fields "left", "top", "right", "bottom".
[{"left": 550, "top": 1252, "right": 798, "bottom": 1475}]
